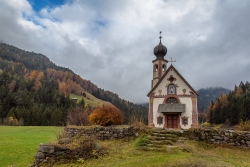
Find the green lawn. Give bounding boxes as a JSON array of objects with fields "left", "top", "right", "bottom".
[{"left": 0, "top": 126, "right": 63, "bottom": 167}]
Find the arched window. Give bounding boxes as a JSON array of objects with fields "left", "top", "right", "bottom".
[
  {"left": 162, "top": 64, "right": 166, "bottom": 72},
  {"left": 166, "top": 97, "right": 178, "bottom": 104},
  {"left": 168, "top": 85, "right": 176, "bottom": 94},
  {"left": 154, "top": 64, "right": 158, "bottom": 72}
]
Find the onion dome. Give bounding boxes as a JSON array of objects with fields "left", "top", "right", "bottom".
[{"left": 154, "top": 34, "right": 167, "bottom": 58}]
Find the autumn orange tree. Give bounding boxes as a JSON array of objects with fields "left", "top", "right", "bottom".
[
  {"left": 29, "top": 70, "right": 44, "bottom": 91},
  {"left": 89, "top": 104, "right": 123, "bottom": 126}
]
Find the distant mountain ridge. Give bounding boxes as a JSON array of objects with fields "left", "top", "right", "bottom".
[{"left": 197, "top": 87, "right": 231, "bottom": 112}]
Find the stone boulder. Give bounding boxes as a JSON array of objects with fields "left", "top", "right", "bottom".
[{"left": 38, "top": 144, "right": 55, "bottom": 154}]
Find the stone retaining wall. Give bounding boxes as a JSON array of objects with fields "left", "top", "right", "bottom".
[
  {"left": 63, "top": 126, "right": 138, "bottom": 140},
  {"left": 184, "top": 129, "right": 250, "bottom": 148}
]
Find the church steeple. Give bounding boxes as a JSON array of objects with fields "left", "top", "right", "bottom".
[
  {"left": 154, "top": 32, "right": 167, "bottom": 58},
  {"left": 151, "top": 32, "right": 168, "bottom": 88}
]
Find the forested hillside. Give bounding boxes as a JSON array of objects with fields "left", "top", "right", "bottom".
[
  {"left": 208, "top": 81, "right": 250, "bottom": 125},
  {"left": 197, "top": 87, "right": 231, "bottom": 112},
  {"left": 0, "top": 43, "right": 147, "bottom": 125}
]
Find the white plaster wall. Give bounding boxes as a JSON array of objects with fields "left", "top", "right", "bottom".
[
  {"left": 153, "top": 69, "right": 193, "bottom": 96},
  {"left": 153, "top": 98, "right": 165, "bottom": 128},
  {"left": 152, "top": 79, "right": 158, "bottom": 88},
  {"left": 179, "top": 97, "right": 192, "bottom": 129}
]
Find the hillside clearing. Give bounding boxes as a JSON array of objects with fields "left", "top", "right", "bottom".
[{"left": 69, "top": 93, "right": 110, "bottom": 107}]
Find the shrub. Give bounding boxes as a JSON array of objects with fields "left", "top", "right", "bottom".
[
  {"left": 135, "top": 135, "right": 149, "bottom": 147},
  {"left": 67, "top": 106, "right": 92, "bottom": 126},
  {"left": 237, "top": 119, "right": 250, "bottom": 131},
  {"left": 89, "top": 104, "right": 123, "bottom": 126},
  {"left": 3, "top": 117, "right": 24, "bottom": 126},
  {"left": 201, "top": 122, "right": 211, "bottom": 128},
  {"left": 9, "top": 117, "right": 18, "bottom": 126},
  {"left": 69, "top": 135, "right": 105, "bottom": 159},
  {"left": 129, "top": 115, "right": 146, "bottom": 128}
]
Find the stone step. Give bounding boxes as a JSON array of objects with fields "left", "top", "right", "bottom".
[
  {"left": 148, "top": 136, "right": 177, "bottom": 140},
  {"left": 151, "top": 130, "right": 176, "bottom": 135},
  {"left": 177, "top": 139, "right": 186, "bottom": 143},
  {"left": 178, "top": 137, "right": 187, "bottom": 140},
  {"left": 138, "top": 129, "right": 188, "bottom": 152},
  {"left": 148, "top": 136, "right": 166, "bottom": 140},
  {"left": 166, "top": 145, "right": 178, "bottom": 149},
  {"left": 147, "top": 144, "right": 158, "bottom": 147},
  {"left": 148, "top": 140, "right": 174, "bottom": 145},
  {"left": 151, "top": 133, "right": 177, "bottom": 138},
  {"left": 148, "top": 137, "right": 178, "bottom": 143}
]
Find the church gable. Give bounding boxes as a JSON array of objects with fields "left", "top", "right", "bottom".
[{"left": 147, "top": 64, "right": 198, "bottom": 97}]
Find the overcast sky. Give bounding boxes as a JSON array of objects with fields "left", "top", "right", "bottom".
[{"left": 0, "top": 0, "right": 250, "bottom": 103}]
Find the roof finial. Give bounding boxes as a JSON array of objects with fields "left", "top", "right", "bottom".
[
  {"left": 159, "top": 31, "right": 162, "bottom": 43},
  {"left": 169, "top": 57, "right": 176, "bottom": 64}
]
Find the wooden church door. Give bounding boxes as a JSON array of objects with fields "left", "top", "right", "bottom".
[{"left": 166, "top": 114, "right": 178, "bottom": 128}]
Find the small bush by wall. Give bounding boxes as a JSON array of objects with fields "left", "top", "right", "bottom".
[{"left": 238, "top": 120, "right": 250, "bottom": 131}]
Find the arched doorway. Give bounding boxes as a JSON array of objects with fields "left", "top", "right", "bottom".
[{"left": 164, "top": 97, "right": 180, "bottom": 128}]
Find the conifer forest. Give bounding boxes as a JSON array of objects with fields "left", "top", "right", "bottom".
[{"left": 208, "top": 81, "right": 250, "bottom": 125}]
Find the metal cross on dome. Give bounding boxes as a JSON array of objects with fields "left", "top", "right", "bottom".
[
  {"left": 159, "top": 31, "right": 162, "bottom": 42},
  {"left": 169, "top": 57, "right": 176, "bottom": 64}
]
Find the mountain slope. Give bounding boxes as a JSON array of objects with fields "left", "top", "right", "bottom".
[
  {"left": 0, "top": 42, "right": 148, "bottom": 125},
  {"left": 197, "top": 87, "right": 231, "bottom": 112}
]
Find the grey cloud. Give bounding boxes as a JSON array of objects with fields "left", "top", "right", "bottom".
[{"left": 0, "top": 0, "right": 250, "bottom": 103}]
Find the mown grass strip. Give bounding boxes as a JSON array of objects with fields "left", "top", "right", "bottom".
[{"left": 0, "top": 126, "right": 63, "bottom": 167}]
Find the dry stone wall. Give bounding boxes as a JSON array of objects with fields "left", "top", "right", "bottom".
[
  {"left": 63, "top": 126, "right": 138, "bottom": 140},
  {"left": 184, "top": 129, "right": 250, "bottom": 148}
]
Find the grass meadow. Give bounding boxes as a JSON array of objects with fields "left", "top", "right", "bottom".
[
  {"left": 1, "top": 126, "right": 250, "bottom": 167},
  {"left": 54, "top": 139, "right": 250, "bottom": 167},
  {"left": 0, "top": 126, "right": 63, "bottom": 167}
]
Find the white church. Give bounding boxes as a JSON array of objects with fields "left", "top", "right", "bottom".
[{"left": 147, "top": 34, "right": 198, "bottom": 129}]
